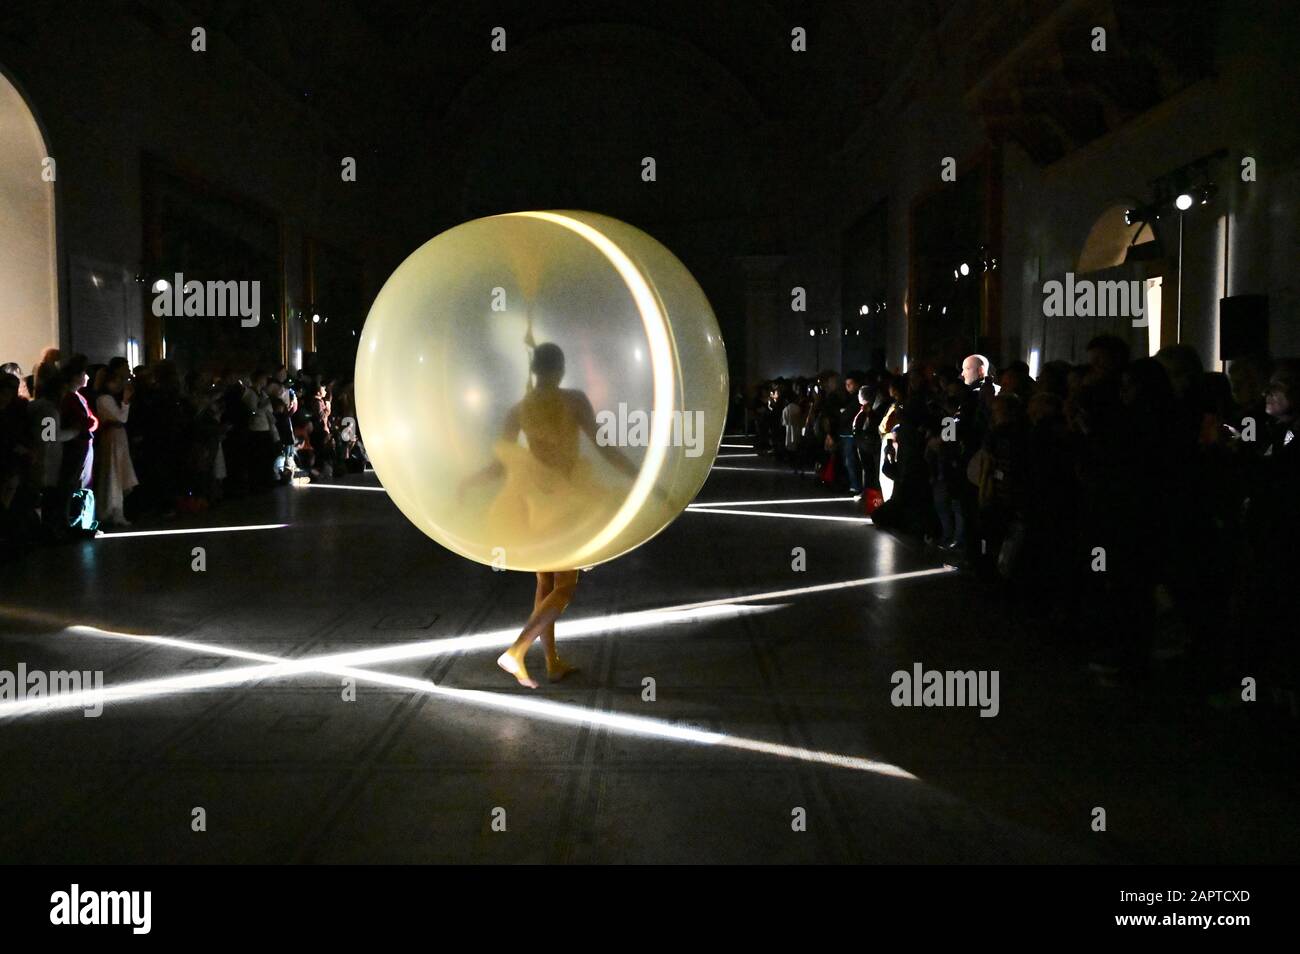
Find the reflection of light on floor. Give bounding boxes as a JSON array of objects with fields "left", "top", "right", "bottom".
[
  {"left": 0, "top": 568, "right": 952, "bottom": 721},
  {"left": 0, "top": 627, "right": 917, "bottom": 777},
  {"left": 651, "top": 567, "right": 956, "bottom": 613},
  {"left": 687, "top": 506, "right": 872, "bottom": 524},
  {"left": 715, "top": 453, "right": 758, "bottom": 458},
  {"left": 0, "top": 566, "right": 959, "bottom": 778},
  {"left": 0, "top": 602, "right": 781, "bottom": 719},
  {"left": 708, "top": 465, "right": 793, "bottom": 473},
  {"left": 691, "top": 497, "right": 857, "bottom": 507},
  {"left": 3, "top": 624, "right": 915, "bottom": 778},
  {"left": 719, "top": 444, "right": 753, "bottom": 448},
  {"left": 96, "top": 523, "right": 288, "bottom": 539}
]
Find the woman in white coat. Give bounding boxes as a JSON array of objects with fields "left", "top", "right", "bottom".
[{"left": 94, "top": 365, "right": 139, "bottom": 527}]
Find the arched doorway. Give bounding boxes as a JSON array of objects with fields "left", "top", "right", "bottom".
[{"left": 0, "top": 65, "right": 58, "bottom": 373}]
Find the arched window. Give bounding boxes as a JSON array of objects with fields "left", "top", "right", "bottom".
[
  {"left": 0, "top": 66, "right": 58, "bottom": 373},
  {"left": 1076, "top": 204, "right": 1156, "bottom": 274}
]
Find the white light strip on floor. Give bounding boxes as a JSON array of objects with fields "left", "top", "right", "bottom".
[
  {"left": 690, "top": 497, "right": 857, "bottom": 508},
  {"left": 72, "top": 601, "right": 776, "bottom": 673},
  {"left": 3, "top": 567, "right": 950, "bottom": 713},
  {"left": 719, "top": 444, "right": 753, "bottom": 448},
  {"left": 715, "top": 453, "right": 758, "bottom": 458},
  {"left": 687, "top": 507, "right": 872, "bottom": 524},
  {"left": 0, "top": 602, "right": 784, "bottom": 719},
  {"left": 11, "top": 629, "right": 917, "bottom": 778},
  {"left": 95, "top": 523, "right": 288, "bottom": 539},
  {"left": 708, "top": 465, "right": 793, "bottom": 473},
  {"left": 650, "top": 566, "right": 957, "bottom": 614}
]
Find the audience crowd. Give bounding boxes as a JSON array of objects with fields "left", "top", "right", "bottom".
[
  {"left": 0, "top": 349, "right": 367, "bottom": 552},
  {"left": 735, "top": 337, "right": 1299, "bottom": 698}
]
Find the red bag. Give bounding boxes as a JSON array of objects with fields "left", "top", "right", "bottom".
[
  {"left": 862, "top": 488, "right": 884, "bottom": 514},
  {"left": 817, "top": 454, "right": 836, "bottom": 486}
]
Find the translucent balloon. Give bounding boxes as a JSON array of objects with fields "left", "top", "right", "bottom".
[{"left": 354, "top": 210, "right": 729, "bottom": 572}]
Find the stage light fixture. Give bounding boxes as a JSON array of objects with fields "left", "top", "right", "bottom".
[
  {"left": 959, "top": 262, "right": 970, "bottom": 276},
  {"left": 152, "top": 278, "right": 170, "bottom": 293},
  {"left": 1175, "top": 192, "right": 1194, "bottom": 211}
]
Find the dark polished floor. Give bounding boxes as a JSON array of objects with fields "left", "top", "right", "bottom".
[{"left": 1, "top": 442, "right": 1293, "bottom": 864}]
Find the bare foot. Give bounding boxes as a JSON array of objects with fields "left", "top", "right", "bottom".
[
  {"left": 546, "top": 658, "right": 579, "bottom": 683},
  {"left": 497, "top": 651, "right": 539, "bottom": 688}
]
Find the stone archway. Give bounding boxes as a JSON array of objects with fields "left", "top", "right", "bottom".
[{"left": 0, "top": 64, "right": 58, "bottom": 372}]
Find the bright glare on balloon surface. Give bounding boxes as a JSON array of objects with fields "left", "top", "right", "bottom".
[{"left": 354, "top": 211, "right": 729, "bottom": 571}]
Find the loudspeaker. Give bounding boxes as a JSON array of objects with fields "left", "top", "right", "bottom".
[{"left": 1219, "top": 294, "right": 1268, "bottom": 360}]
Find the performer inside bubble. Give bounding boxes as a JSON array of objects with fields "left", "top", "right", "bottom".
[{"left": 460, "top": 341, "right": 645, "bottom": 687}]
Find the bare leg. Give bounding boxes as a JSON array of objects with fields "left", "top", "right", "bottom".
[
  {"left": 498, "top": 571, "right": 579, "bottom": 687},
  {"left": 541, "top": 571, "right": 580, "bottom": 681}
]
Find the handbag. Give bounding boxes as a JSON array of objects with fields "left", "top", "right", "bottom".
[
  {"left": 881, "top": 443, "right": 899, "bottom": 481},
  {"left": 817, "top": 453, "right": 836, "bottom": 486}
]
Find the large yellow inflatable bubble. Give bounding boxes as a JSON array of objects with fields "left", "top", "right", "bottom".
[{"left": 354, "top": 211, "right": 728, "bottom": 572}]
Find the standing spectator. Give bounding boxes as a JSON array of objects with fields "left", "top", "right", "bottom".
[
  {"left": 94, "top": 363, "right": 138, "bottom": 527},
  {"left": 27, "top": 362, "right": 78, "bottom": 537},
  {"left": 60, "top": 354, "right": 98, "bottom": 497},
  {"left": 243, "top": 370, "right": 278, "bottom": 490}
]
